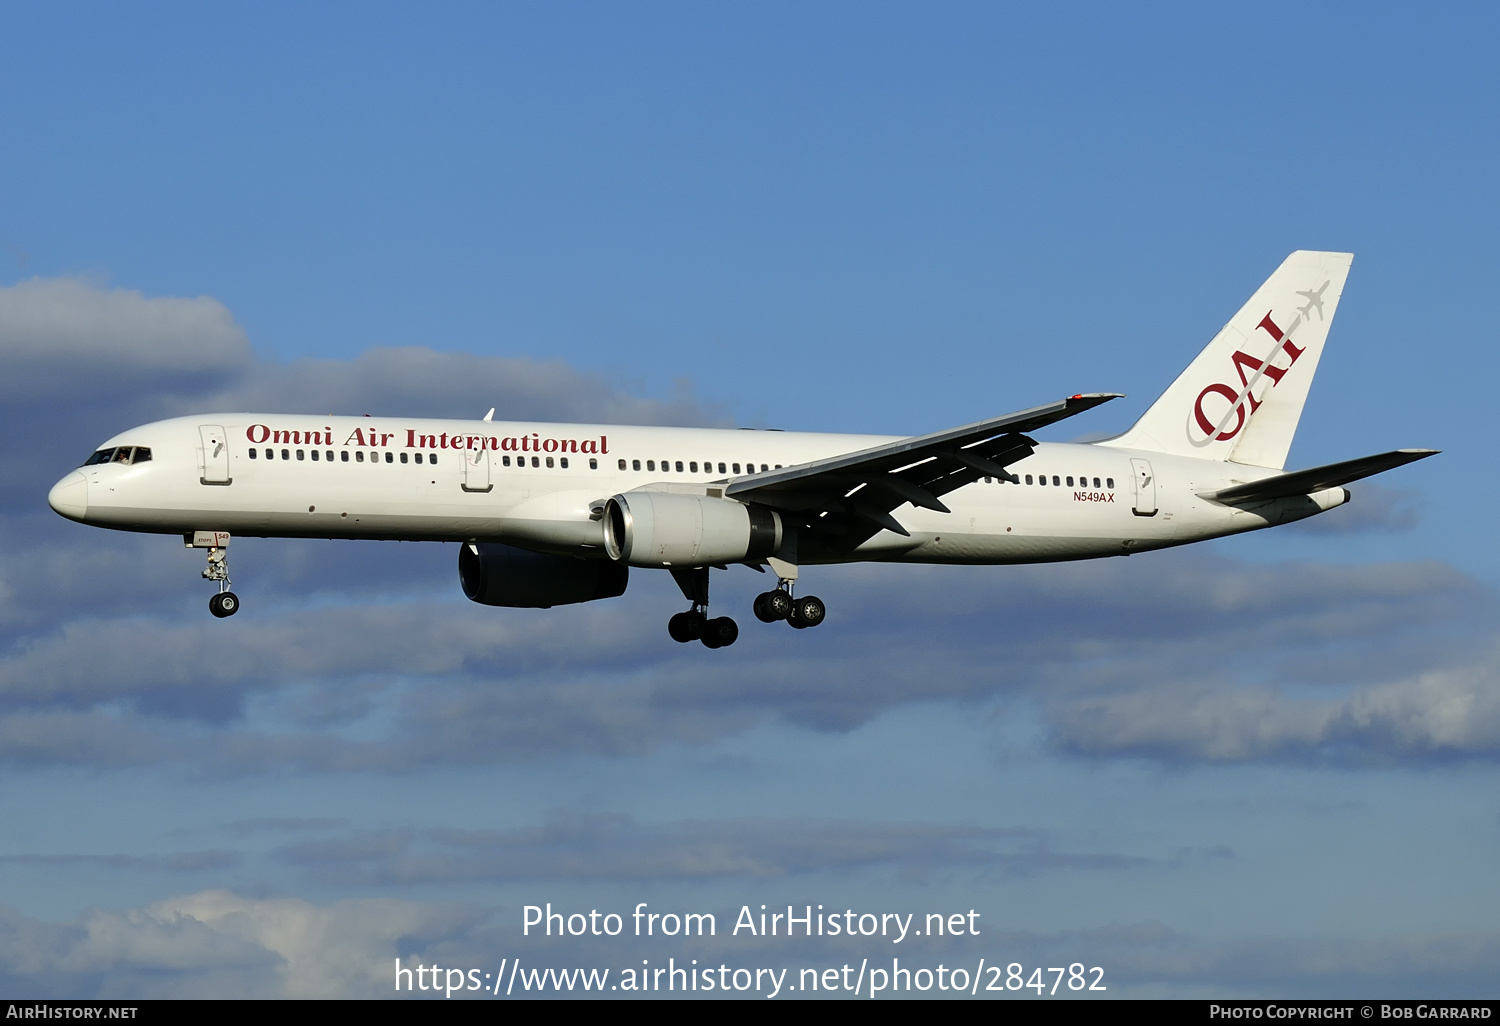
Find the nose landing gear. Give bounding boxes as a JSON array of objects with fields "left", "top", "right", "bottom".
[{"left": 190, "top": 532, "right": 240, "bottom": 618}]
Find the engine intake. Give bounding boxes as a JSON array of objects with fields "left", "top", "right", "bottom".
[
  {"left": 603, "top": 491, "right": 782, "bottom": 568},
  {"left": 459, "top": 543, "right": 628, "bottom": 608}
]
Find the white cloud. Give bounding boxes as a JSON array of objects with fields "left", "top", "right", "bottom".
[
  {"left": 0, "top": 277, "right": 251, "bottom": 379},
  {"left": 0, "top": 890, "right": 481, "bottom": 998}
]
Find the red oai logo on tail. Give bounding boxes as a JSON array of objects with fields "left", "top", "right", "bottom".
[{"left": 1192, "top": 313, "right": 1307, "bottom": 442}]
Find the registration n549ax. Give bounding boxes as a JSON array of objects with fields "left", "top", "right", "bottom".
[{"left": 49, "top": 251, "right": 1436, "bottom": 648}]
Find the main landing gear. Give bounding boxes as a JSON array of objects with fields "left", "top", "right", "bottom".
[
  {"left": 667, "top": 567, "right": 738, "bottom": 648},
  {"left": 196, "top": 537, "right": 240, "bottom": 618},
  {"left": 753, "top": 584, "right": 825, "bottom": 629},
  {"left": 666, "top": 564, "right": 827, "bottom": 648}
]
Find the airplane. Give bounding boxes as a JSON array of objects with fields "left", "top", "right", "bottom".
[
  {"left": 1296, "top": 280, "right": 1330, "bottom": 320},
  {"left": 47, "top": 251, "right": 1436, "bottom": 648}
]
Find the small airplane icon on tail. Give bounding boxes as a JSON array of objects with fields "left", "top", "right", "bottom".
[{"left": 1296, "top": 280, "right": 1330, "bottom": 320}]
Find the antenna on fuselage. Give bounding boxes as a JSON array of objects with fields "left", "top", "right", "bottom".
[{"left": 483, "top": 408, "right": 494, "bottom": 422}]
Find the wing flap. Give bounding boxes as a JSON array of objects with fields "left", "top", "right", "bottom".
[{"left": 1203, "top": 448, "right": 1438, "bottom": 504}]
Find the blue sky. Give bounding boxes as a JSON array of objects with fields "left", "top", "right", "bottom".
[{"left": 1, "top": 2, "right": 1497, "bottom": 998}]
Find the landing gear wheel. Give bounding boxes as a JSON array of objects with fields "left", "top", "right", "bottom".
[
  {"left": 209, "top": 591, "right": 240, "bottom": 618},
  {"left": 787, "top": 595, "right": 825, "bottom": 629},
  {"left": 700, "top": 616, "right": 739, "bottom": 649},
  {"left": 668, "top": 610, "right": 706, "bottom": 643},
  {"left": 753, "top": 590, "right": 793, "bottom": 623}
]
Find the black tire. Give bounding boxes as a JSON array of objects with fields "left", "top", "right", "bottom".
[
  {"left": 209, "top": 593, "right": 228, "bottom": 618},
  {"left": 668, "top": 611, "right": 704, "bottom": 643},
  {"left": 218, "top": 592, "right": 240, "bottom": 616},
  {"left": 793, "top": 595, "right": 825, "bottom": 628},
  {"left": 701, "top": 616, "right": 738, "bottom": 648},
  {"left": 764, "top": 590, "right": 793, "bottom": 621},
  {"left": 753, "top": 592, "right": 787, "bottom": 623}
]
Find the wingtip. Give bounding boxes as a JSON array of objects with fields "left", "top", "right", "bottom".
[{"left": 1069, "top": 392, "right": 1126, "bottom": 402}]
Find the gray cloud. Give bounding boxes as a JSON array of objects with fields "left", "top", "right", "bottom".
[
  {"left": 0, "top": 890, "right": 483, "bottom": 998},
  {"left": 0, "top": 851, "right": 240, "bottom": 872},
  {"left": 0, "top": 277, "right": 252, "bottom": 386},
  {"left": 272, "top": 815, "right": 1146, "bottom": 886},
  {"left": 0, "top": 551, "right": 1490, "bottom": 771},
  {"left": 1052, "top": 647, "right": 1500, "bottom": 764}
]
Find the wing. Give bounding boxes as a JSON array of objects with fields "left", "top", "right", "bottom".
[
  {"left": 1202, "top": 448, "right": 1439, "bottom": 504},
  {"left": 725, "top": 393, "right": 1122, "bottom": 543}
]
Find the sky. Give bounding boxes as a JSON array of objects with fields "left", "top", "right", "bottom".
[{"left": 0, "top": 1, "right": 1498, "bottom": 999}]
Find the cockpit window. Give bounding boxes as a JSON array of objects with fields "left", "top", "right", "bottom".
[{"left": 82, "top": 446, "right": 151, "bottom": 467}]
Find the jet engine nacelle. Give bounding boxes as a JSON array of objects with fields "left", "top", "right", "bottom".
[
  {"left": 603, "top": 491, "right": 782, "bottom": 568},
  {"left": 459, "top": 542, "right": 628, "bottom": 608}
]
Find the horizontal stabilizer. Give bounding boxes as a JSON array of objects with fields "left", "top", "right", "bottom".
[{"left": 1203, "top": 449, "right": 1439, "bottom": 504}]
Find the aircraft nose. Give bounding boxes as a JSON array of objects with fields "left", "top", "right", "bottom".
[{"left": 48, "top": 472, "right": 88, "bottom": 521}]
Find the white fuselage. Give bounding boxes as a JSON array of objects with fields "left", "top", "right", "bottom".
[{"left": 49, "top": 414, "right": 1346, "bottom": 565}]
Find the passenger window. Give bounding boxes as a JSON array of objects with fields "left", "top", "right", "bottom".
[
  {"left": 327, "top": 451, "right": 334, "bottom": 461},
  {"left": 341, "top": 451, "right": 349, "bottom": 462},
  {"left": 732, "top": 463, "right": 741, "bottom": 474},
  {"left": 249, "top": 448, "right": 257, "bottom": 459},
  {"left": 545, "top": 457, "right": 554, "bottom": 468},
  {"left": 589, "top": 458, "right": 598, "bottom": 470},
  {"left": 718, "top": 462, "right": 726, "bottom": 474},
  {"left": 1066, "top": 476, "right": 1073, "bottom": 486},
  {"left": 502, "top": 455, "right": 511, "bottom": 467},
  {"left": 1093, "top": 477, "right": 1100, "bottom": 488},
  {"left": 675, "top": 461, "right": 684, "bottom": 473},
  {"left": 311, "top": 450, "right": 319, "bottom": 461},
  {"left": 690, "top": 462, "right": 698, "bottom": 473},
  {"left": 560, "top": 457, "right": 569, "bottom": 469},
  {"left": 1025, "top": 474, "right": 1033, "bottom": 484},
  {"left": 413, "top": 453, "right": 422, "bottom": 464},
  {"left": 1052, "top": 475, "right": 1059, "bottom": 486},
  {"left": 618, "top": 459, "right": 627, "bottom": 470},
  {"left": 400, "top": 452, "right": 409, "bottom": 464},
  {"left": 429, "top": 454, "right": 437, "bottom": 465},
  {"left": 356, "top": 451, "right": 364, "bottom": 463},
  {"left": 385, "top": 452, "right": 393, "bottom": 463},
  {"left": 1107, "top": 477, "right": 1114, "bottom": 489},
  {"left": 282, "top": 449, "right": 290, "bottom": 460},
  {"left": 297, "top": 450, "right": 305, "bottom": 460},
  {"left": 531, "top": 456, "right": 539, "bottom": 468}
]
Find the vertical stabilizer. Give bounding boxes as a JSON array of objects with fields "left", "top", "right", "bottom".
[{"left": 1100, "top": 251, "right": 1353, "bottom": 469}]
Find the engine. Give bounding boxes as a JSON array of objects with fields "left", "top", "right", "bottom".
[
  {"left": 459, "top": 543, "right": 628, "bottom": 608},
  {"left": 603, "top": 491, "right": 782, "bottom": 568}
]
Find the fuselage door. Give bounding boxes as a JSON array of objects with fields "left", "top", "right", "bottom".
[
  {"left": 199, "top": 425, "right": 231, "bottom": 485},
  {"left": 462, "top": 443, "right": 493, "bottom": 493},
  {"left": 1130, "top": 458, "right": 1157, "bottom": 517}
]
